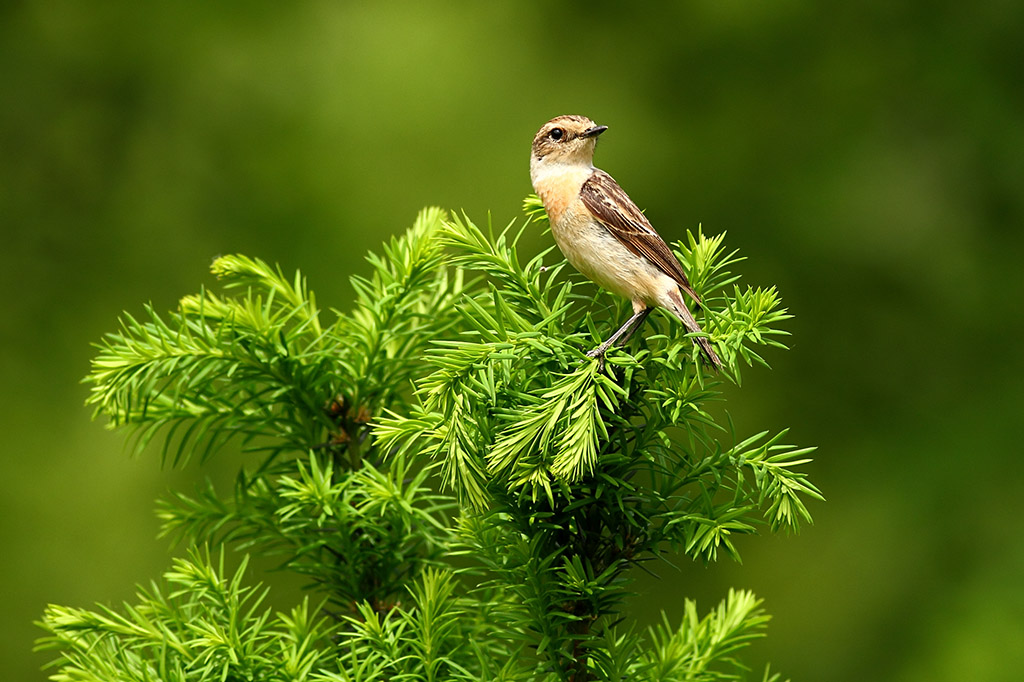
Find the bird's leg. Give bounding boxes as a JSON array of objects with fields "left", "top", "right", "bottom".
[
  {"left": 614, "top": 307, "right": 652, "bottom": 348},
  {"left": 587, "top": 307, "right": 652, "bottom": 360}
]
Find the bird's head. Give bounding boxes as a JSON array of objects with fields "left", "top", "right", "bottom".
[{"left": 530, "top": 115, "right": 608, "bottom": 169}]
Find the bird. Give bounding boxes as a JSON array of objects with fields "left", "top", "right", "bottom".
[{"left": 529, "top": 114, "right": 722, "bottom": 369}]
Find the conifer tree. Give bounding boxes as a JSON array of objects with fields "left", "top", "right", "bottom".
[{"left": 39, "top": 200, "right": 821, "bottom": 681}]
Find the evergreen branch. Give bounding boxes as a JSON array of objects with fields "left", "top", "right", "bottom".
[
  {"left": 57, "top": 201, "right": 818, "bottom": 682},
  {"left": 332, "top": 569, "right": 480, "bottom": 682},
  {"left": 87, "top": 262, "right": 345, "bottom": 465},
  {"left": 676, "top": 502, "right": 758, "bottom": 564},
  {"left": 207, "top": 253, "right": 326, "bottom": 341},
  {"left": 441, "top": 212, "right": 575, "bottom": 333},
  {"left": 158, "top": 451, "right": 452, "bottom": 615},
  {"left": 589, "top": 626, "right": 650, "bottom": 681},
  {"left": 405, "top": 568, "right": 464, "bottom": 682},
  {"left": 489, "top": 361, "right": 621, "bottom": 495},
  {"left": 730, "top": 430, "right": 824, "bottom": 533},
  {"left": 38, "top": 548, "right": 332, "bottom": 682},
  {"left": 338, "top": 206, "right": 463, "bottom": 415},
  {"left": 674, "top": 229, "right": 745, "bottom": 300},
  {"left": 522, "top": 194, "right": 548, "bottom": 226},
  {"left": 709, "top": 286, "right": 793, "bottom": 383},
  {"left": 645, "top": 590, "right": 772, "bottom": 681}
]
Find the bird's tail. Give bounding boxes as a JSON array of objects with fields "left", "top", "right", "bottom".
[{"left": 667, "top": 290, "right": 722, "bottom": 370}]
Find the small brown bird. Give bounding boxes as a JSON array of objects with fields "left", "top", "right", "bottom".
[{"left": 529, "top": 115, "right": 722, "bottom": 369}]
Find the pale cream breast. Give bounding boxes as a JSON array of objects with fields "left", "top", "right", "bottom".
[
  {"left": 531, "top": 162, "right": 594, "bottom": 224},
  {"left": 532, "top": 161, "right": 679, "bottom": 308},
  {"left": 550, "top": 203, "right": 673, "bottom": 307}
]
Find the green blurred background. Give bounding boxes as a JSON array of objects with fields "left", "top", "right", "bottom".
[{"left": 3, "top": 1, "right": 1022, "bottom": 679}]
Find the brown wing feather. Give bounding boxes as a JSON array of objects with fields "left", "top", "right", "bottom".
[{"left": 580, "top": 170, "right": 701, "bottom": 304}]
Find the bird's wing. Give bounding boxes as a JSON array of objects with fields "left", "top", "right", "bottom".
[{"left": 580, "top": 170, "right": 700, "bottom": 303}]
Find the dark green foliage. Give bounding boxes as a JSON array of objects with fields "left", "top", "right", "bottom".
[
  {"left": 39, "top": 549, "right": 332, "bottom": 682},
  {"left": 39, "top": 202, "right": 820, "bottom": 681}
]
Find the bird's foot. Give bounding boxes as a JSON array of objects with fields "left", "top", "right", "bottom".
[{"left": 586, "top": 345, "right": 608, "bottom": 371}]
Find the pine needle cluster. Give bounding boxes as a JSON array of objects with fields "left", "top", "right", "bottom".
[{"left": 38, "top": 200, "right": 821, "bottom": 681}]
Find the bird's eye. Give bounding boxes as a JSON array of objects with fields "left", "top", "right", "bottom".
[{"left": 548, "top": 128, "right": 564, "bottom": 141}]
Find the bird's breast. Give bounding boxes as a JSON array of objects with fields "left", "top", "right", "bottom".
[
  {"left": 531, "top": 163, "right": 679, "bottom": 309},
  {"left": 536, "top": 177, "right": 578, "bottom": 225},
  {"left": 532, "top": 163, "right": 594, "bottom": 225}
]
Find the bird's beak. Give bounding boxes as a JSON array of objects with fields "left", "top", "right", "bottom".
[{"left": 581, "top": 125, "right": 608, "bottom": 139}]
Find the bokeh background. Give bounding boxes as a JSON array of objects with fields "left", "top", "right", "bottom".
[{"left": 3, "top": 2, "right": 1022, "bottom": 680}]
